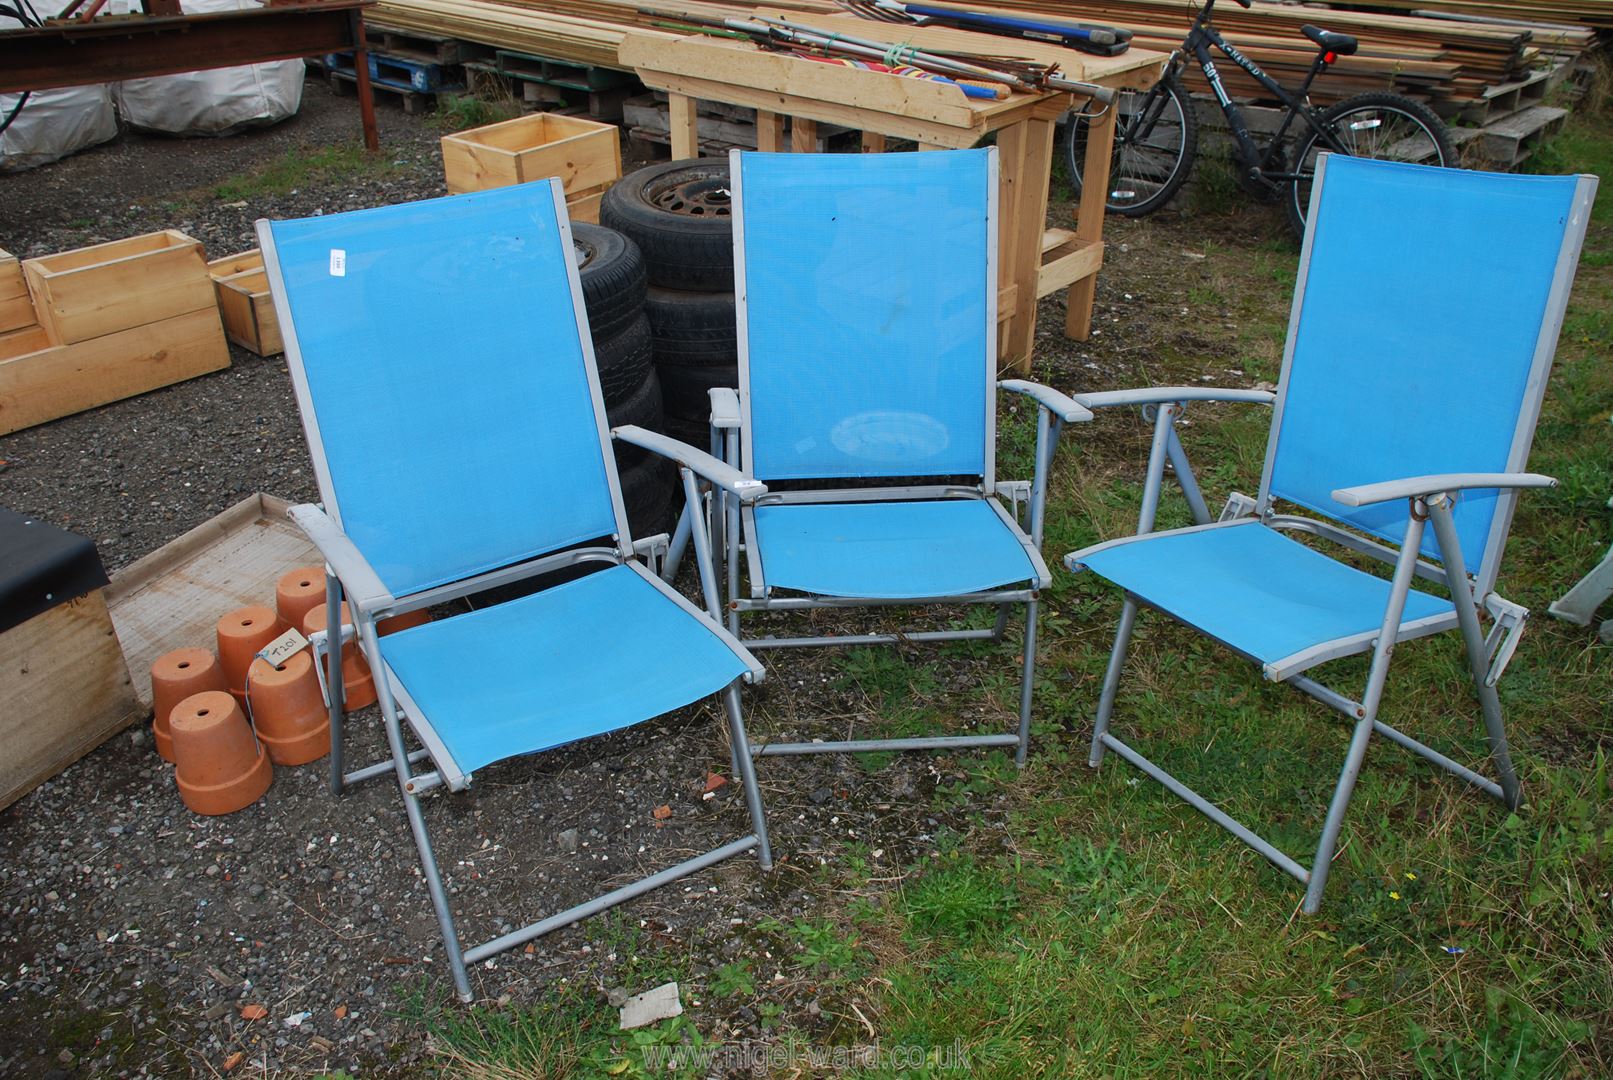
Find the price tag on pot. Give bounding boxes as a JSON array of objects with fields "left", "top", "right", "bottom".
[{"left": 258, "top": 627, "right": 310, "bottom": 668}]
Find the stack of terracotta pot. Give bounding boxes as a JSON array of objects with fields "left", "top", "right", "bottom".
[{"left": 148, "top": 566, "right": 428, "bottom": 816}]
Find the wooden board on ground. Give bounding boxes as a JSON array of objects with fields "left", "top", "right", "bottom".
[
  {"left": 0, "top": 307, "right": 230, "bottom": 437},
  {"left": 106, "top": 494, "right": 319, "bottom": 707},
  {"left": 0, "top": 589, "right": 142, "bottom": 812}
]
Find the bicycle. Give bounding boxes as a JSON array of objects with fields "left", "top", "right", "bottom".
[{"left": 1065, "top": 0, "right": 1457, "bottom": 235}]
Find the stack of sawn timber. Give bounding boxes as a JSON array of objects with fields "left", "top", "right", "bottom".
[
  {"left": 954, "top": 0, "right": 1595, "bottom": 110},
  {"left": 366, "top": 0, "right": 1596, "bottom": 117}
]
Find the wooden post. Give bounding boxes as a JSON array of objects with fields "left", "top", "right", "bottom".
[
  {"left": 994, "top": 116, "right": 1055, "bottom": 373},
  {"left": 917, "top": 142, "right": 948, "bottom": 150},
  {"left": 669, "top": 94, "right": 699, "bottom": 159},
  {"left": 756, "top": 110, "right": 786, "bottom": 152},
  {"left": 860, "top": 131, "right": 886, "bottom": 154},
  {"left": 349, "top": 8, "right": 379, "bottom": 152},
  {"left": 791, "top": 117, "right": 819, "bottom": 152},
  {"left": 1065, "top": 100, "right": 1116, "bottom": 341}
]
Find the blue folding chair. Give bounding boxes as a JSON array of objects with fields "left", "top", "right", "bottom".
[
  {"left": 672, "top": 148, "right": 1088, "bottom": 765},
  {"left": 258, "top": 181, "right": 773, "bottom": 1002},
  {"left": 1063, "top": 155, "right": 1597, "bottom": 912}
]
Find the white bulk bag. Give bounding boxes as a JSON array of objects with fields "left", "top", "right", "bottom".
[
  {"left": 112, "top": 0, "right": 304, "bottom": 136},
  {"left": 0, "top": 0, "right": 117, "bottom": 172}
]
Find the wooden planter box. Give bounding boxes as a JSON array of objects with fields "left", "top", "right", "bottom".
[
  {"left": 0, "top": 247, "right": 36, "bottom": 335},
  {"left": 441, "top": 113, "right": 621, "bottom": 219},
  {"left": 208, "top": 249, "right": 282, "bottom": 356},
  {"left": 23, "top": 230, "right": 217, "bottom": 345}
]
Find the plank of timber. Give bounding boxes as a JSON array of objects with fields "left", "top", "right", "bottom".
[
  {"left": 668, "top": 92, "right": 701, "bottom": 158},
  {"left": 756, "top": 109, "right": 786, "bottom": 151},
  {"left": 620, "top": 33, "right": 979, "bottom": 129},
  {"left": 0, "top": 589, "right": 141, "bottom": 812},
  {"left": 1041, "top": 227, "right": 1076, "bottom": 253},
  {"left": 642, "top": 70, "right": 979, "bottom": 147},
  {"left": 106, "top": 494, "right": 318, "bottom": 707},
  {"left": 0, "top": 293, "right": 36, "bottom": 335},
  {"left": 1038, "top": 237, "right": 1103, "bottom": 297},
  {"left": 860, "top": 130, "right": 886, "bottom": 153},
  {"left": 792, "top": 116, "right": 819, "bottom": 151},
  {"left": 0, "top": 307, "right": 230, "bottom": 436}
]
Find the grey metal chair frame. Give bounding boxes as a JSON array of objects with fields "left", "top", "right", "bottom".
[
  {"left": 1068, "top": 163, "right": 1598, "bottom": 913},
  {"left": 657, "top": 153, "right": 1090, "bottom": 765},
  {"left": 258, "top": 186, "right": 776, "bottom": 1003}
]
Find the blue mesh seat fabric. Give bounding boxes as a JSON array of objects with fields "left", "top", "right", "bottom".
[
  {"left": 379, "top": 565, "right": 749, "bottom": 780},
  {"left": 1073, "top": 521, "right": 1453, "bottom": 671},
  {"left": 751, "top": 500, "right": 1041, "bottom": 600}
]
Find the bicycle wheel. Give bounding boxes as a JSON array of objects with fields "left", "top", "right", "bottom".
[
  {"left": 1286, "top": 92, "right": 1457, "bottom": 236},
  {"left": 1066, "top": 70, "right": 1198, "bottom": 218}
]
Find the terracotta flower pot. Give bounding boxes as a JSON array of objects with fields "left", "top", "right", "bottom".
[
  {"left": 170, "top": 690, "right": 273, "bottom": 815},
  {"left": 247, "top": 652, "right": 330, "bottom": 766},
  {"left": 149, "top": 647, "right": 226, "bottom": 763},
  {"left": 216, "top": 605, "right": 287, "bottom": 705},
  {"left": 301, "top": 602, "right": 376, "bottom": 711},
  {"left": 274, "top": 566, "right": 326, "bottom": 634},
  {"left": 380, "top": 608, "right": 430, "bottom": 636}
]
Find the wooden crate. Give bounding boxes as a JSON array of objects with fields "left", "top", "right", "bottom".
[
  {"left": 208, "top": 250, "right": 283, "bottom": 356},
  {"left": 106, "top": 493, "right": 318, "bottom": 707},
  {"left": 567, "top": 184, "right": 605, "bottom": 224},
  {"left": 0, "top": 307, "right": 229, "bottom": 436},
  {"left": 0, "top": 247, "right": 37, "bottom": 335},
  {"left": 441, "top": 112, "right": 621, "bottom": 196},
  {"left": 0, "top": 588, "right": 142, "bottom": 811},
  {"left": 23, "top": 230, "right": 216, "bottom": 345}
]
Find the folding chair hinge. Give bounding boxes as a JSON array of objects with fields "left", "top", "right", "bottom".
[
  {"left": 306, "top": 625, "right": 356, "bottom": 708},
  {"left": 633, "top": 532, "right": 671, "bottom": 576},
  {"left": 1481, "top": 594, "right": 1529, "bottom": 687},
  {"left": 1219, "top": 491, "right": 1258, "bottom": 522},
  {"left": 994, "top": 479, "right": 1032, "bottom": 527}
]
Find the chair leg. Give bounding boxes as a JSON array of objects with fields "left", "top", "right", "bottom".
[
  {"left": 325, "top": 571, "right": 347, "bottom": 798},
  {"left": 1090, "top": 597, "right": 1140, "bottom": 768},
  {"left": 359, "top": 619, "right": 474, "bottom": 1002},
  {"left": 1427, "top": 498, "right": 1523, "bottom": 810},
  {"left": 723, "top": 681, "right": 772, "bottom": 871},
  {"left": 399, "top": 780, "right": 474, "bottom": 1001},
  {"left": 1015, "top": 598, "right": 1039, "bottom": 768},
  {"left": 1302, "top": 714, "right": 1374, "bottom": 914}
]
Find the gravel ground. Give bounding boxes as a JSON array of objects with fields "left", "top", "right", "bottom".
[
  {"left": 0, "top": 76, "right": 1081, "bottom": 1078},
  {"left": 0, "top": 71, "right": 1284, "bottom": 1077}
]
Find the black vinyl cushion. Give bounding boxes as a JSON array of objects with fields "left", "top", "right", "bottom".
[{"left": 0, "top": 507, "right": 109, "bottom": 633}]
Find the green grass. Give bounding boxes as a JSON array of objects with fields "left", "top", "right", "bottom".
[
  {"left": 212, "top": 144, "right": 400, "bottom": 202},
  {"left": 429, "top": 105, "right": 1613, "bottom": 1079}
]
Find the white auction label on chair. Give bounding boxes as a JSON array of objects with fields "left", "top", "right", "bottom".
[{"left": 259, "top": 627, "right": 310, "bottom": 667}]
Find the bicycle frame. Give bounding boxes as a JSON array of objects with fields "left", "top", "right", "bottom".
[{"left": 1139, "top": 0, "right": 1350, "bottom": 185}]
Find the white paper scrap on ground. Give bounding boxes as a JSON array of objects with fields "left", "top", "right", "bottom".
[{"left": 618, "top": 981, "right": 682, "bottom": 1030}]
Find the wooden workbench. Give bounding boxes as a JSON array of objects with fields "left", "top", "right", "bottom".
[{"left": 618, "top": 22, "right": 1162, "bottom": 372}]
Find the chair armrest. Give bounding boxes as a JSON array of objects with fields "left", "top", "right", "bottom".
[
  {"left": 286, "top": 504, "right": 395, "bottom": 615},
  {"left": 1332, "top": 472, "right": 1557, "bottom": 508},
  {"left": 613, "top": 425, "right": 767, "bottom": 502},
  {"left": 998, "top": 379, "right": 1094, "bottom": 423},
  {"left": 708, "top": 387, "right": 741, "bottom": 430},
  {"left": 1072, "top": 386, "right": 1277, "bottom": 409}
]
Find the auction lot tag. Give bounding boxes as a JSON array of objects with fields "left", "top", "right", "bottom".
[
  {"left": 259, "top": 627, "right": 310, "bottom": 667},
  {"left": 330, "top": 249, "right": 347, "bottom": 277}
]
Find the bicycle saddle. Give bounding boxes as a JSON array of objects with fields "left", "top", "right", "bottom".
[{"left": 1302, "top": 25, "right": 1359, "bottom": 56}]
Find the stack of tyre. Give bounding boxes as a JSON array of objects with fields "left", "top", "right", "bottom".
[
  {"left": 601, "top": 159, "right": 738, "bottom": 454},
  {"left": 572, "top": 221, "right": 672, "bottom": 537}
]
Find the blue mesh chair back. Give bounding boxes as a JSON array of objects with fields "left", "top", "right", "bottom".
[
  {"left": 1267, "top": 155, "right": 1582, "bottom": 577},
  {"left": 734, "top": 149, "right": 995, "bottom": 483},
  {"left": 263, "top": 182, "right": 622, "bottom": 598}
]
